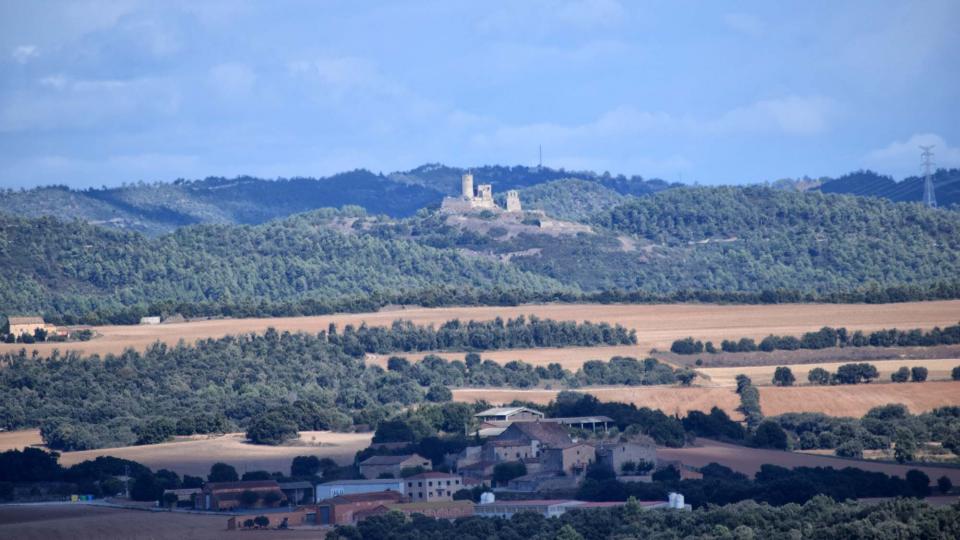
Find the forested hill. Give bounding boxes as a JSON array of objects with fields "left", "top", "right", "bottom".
[
  {"left": 509, "top": 179, "right": 629, "bottom": 222},
  {"left": 817, "top": 168, "right": 960, "bottom": 207},
  {"left": 0, "top": 210, "right": 569, "bottom": 324},
  {"left": 0, "top": 165, "right": 674, "bottom": 235},
  {"left": 0, "top": 170, "right": 444, "bottom": 235},
  {"left": 584, "top": 186, "right": 960, "bottom": 295}
]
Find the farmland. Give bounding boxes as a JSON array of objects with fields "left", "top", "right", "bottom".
[
  {"left": 698, "top": 358, "right": 960, "bottom": 386},
  {"left": 0, "top": 430, "right": 372, "bottom": 478},
  {"left": 4, "top": 300, "right": 958, "bottom": 360},
  {"left": 0, "top": 504, "right": 323, "bottom": 540},
  {"left": 453, "top": 380, "right": 960, "bottom": 419},
  {"left": 658, "top": 438, "right": 960, "bottom": 484}
]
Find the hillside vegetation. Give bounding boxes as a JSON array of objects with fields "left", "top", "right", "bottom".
[
  {"left": 0, "top": 171, "right": 443, "bottom": 234},
  {"left": 819, "top": 168, "right": 960, "bottom": 207},
  {"left": 510, "top": 178, "right": 629, "bottom": 221},
  {"left": 0, "top": 210, "right": 567, "bottom": 323}
]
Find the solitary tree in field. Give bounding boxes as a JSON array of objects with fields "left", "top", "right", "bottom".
[
  {"left": 891, "top": 367, "right": 910, "bottom": 383},
  {"left": 910, "top": 366, "right": 928, "bottom": 382},
  {"left": 772, "top": 367, "right": 795, "bottom": 386},
  {"left": 938, "top": 476, "right": 953, "bottom": 494}
]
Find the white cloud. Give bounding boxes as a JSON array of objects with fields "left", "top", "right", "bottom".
[
  {"left": 864, "top": 134, "right": 960, "bottom": 177},
  {"left": 209, "top": 62, "right": 256, "bottom": 98},
  {"left": 473, "top": 95, "right": 835, "bottom": 149},
  {"left": 712, "top": 96, "right": 835, "bottom": 136},
  {"left": 0, "top": 76, "right": 179, "bottom": 132},
  {"left": 11, "top": 45, "right": 39, "bottom": 63}
]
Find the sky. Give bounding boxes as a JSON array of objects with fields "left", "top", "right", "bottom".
[{"left": 1, "top": 0, "right": 959, "bottom": 189}]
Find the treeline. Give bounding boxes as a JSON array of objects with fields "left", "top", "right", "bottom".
[
  {"left": 0, "top": 446, "right": 343, "bottom": 505},
  {"left": 772, "top": 404, "right": 960, "bottom": 461},
  {"left": 328, "top": 494, "right": 959, "bottom": 540},
  {"left": 0, "top": 329, "right": 676, "bottom": 451},
  {"left": 578, "top": 462, "right": 942, "bottom": 507},
  {"left": 670, "top": 323, "right": 960, "bottom": 354},
  {"left": 327, "top": 316, "right": 636, "bottom": 355}
]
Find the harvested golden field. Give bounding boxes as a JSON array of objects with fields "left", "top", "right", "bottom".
[
  {"left": 699, "top": 358, "right": 960, "bottom": 387},
  {"left": 453, "top": 386, "right": 742, "bottom": 417},
  {"left": 0, "top": 504, "right": 324, "bottom": 540},
  {"left": 3, "top": 300, "right": 958, "bottom": 358},
  {"left": 0, "top": 428, "right": 44, "bottom": 452},
  {"left": 0, "top": 430, "right": 372, "bottom": 478},
  {"left": 365, "top": 344, "right": 646, "bottom": 369},
  {"left": 659, "top": 439, "right": 960, "bottom": 484},
  {"left": 455, "top": 381, "right": 960, "bottom": 419},
  {"left": 758, "top": 381, "right": 960, "bottom": 417}
]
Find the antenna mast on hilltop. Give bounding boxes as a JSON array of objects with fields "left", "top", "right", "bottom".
[
  {"left": 538, "top": 144, "right": 542, "bottom": 170},
  {"left": 920, "top": 145, "right": 937, "bottom": 208}
]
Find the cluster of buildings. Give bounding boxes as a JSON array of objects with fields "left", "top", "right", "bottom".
[
  {"left": 2, "top": 316, "right": 60, "bottom": 340},
  {"left": 176, "top": 405, "right": 688, "bottom": 531}
]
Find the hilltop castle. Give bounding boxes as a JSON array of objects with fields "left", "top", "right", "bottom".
[{"left": 441, "top": 173, "right": 521, "bottom": 213}]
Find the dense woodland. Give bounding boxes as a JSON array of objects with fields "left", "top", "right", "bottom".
[
  {"left": 3, "top": 183, "right": 960, "bottom": 322},
  {"left": 0, "top": 210, "right": 566, "bottom": 324},
  {"left": 0, "top": 327, "right": 675, "bottom": 450},
  {"left": 326, "top": 496, "right": 960, "bottom": 540}
]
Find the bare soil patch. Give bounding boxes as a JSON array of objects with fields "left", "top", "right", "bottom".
[
  {"left": 659, "top": 438, "right": 960, "bottom": 484},
  {"left": 0, "top": 429, "right": 44, "bottom": 452},
  {"left": 0, "top": 504, "right": 323, "bottom": 539},
  {"left": 699, "top": 358, "right": 960, "bottom": 387},
  {"left": 4, "top": 300, "right": 957, "bottom": 359}
]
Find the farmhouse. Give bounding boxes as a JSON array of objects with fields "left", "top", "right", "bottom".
[
  {"left": 314, "top": 491, "right": 407, "bottom": 525},
  {"left": 315, "top": 478, "right": 406, "bottom": 502},
  {"left": 404, "top": 471, "right": 462, "bottom": 501},
  {"left": 195, "top": 480, "right": 285, "bottom": 511},
  {"left": 4, "top": 316, "right": 52, "bottom": 337},
  {"left": 474, "top": 406, "right": 545, "bottom": 424},
  {"left": 358, "top": 453, "right": 431, "bottom": 479}
]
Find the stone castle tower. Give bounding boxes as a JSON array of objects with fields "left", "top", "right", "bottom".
[
  {"left": 506, "top": 190, "right": 522, "bottom": 212},
  {"left": 461, "top": 173, "right": 474, "bottom": 198}
]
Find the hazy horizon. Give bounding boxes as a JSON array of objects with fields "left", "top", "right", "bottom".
[{"left": 2, "top": 1, "right": 958, "bottom": 189}]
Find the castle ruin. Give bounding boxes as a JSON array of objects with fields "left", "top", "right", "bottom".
[{"left": 440, "top": 173, "right": 521, "bottom": 213}]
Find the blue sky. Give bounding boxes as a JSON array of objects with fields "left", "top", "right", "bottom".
[{"left": 1, "top": 0, "right": 958, "bottom": 188}]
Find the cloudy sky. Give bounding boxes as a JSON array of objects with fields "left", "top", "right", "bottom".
[{"left": 1, "top": 0, "right": 958, "bottom": 188}]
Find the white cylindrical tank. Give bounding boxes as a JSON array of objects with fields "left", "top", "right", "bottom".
[
  {"left": 668, "top": 493, "right": 677, "bottom": 507},
  {"left": 675, "top": 494, "right": 684, "bottom": 508},
  {"left": 480, "top": 492, "right": 495, "bottom": 504},
  {"left": 462, "top": 173, "right": 474, "bottom": 198}
]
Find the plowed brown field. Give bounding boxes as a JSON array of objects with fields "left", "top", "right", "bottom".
[{"left": 4, "top": 300, "right": 958, "bottom": 358}]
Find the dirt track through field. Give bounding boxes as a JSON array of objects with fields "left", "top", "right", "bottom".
[
  {"left": 454, "top": 381, "right": 960, "bottom": 419},
  {"left": 4, "top": 300, "right": 958, "bottom": 359}
]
